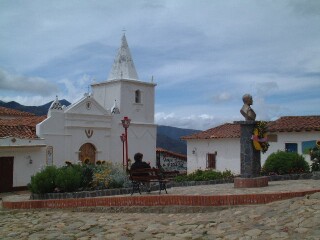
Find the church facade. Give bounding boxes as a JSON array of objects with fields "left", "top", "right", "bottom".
[{"left": 37, "top": 34, "right": 157, "bottom": 167}]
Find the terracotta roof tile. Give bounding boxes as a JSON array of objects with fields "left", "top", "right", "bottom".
[
  {"left": 181, "top": 123, "right": 240, "bottom": 140},
  {"left": 182, "top": 116, "right": 320, "bottom": 140},
  {"left": 0, "top": 106, "right": 34, "bottom": 117},
  {"left": 156, "top": 147, "right": 187, "bottom": 160},
  {"left": 0, "top": 116, "right": 46, "bottom": 139},
  {"left": 267, "top": 116, "right": 320, "bottom": 132}
]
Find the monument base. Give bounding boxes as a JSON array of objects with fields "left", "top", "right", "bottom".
[{"left": 234, "top": 176, "right": 268, "bottom": 188}]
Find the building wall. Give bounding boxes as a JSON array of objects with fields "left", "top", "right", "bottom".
[
  {"left": 91, "top": 81, "right": 121, "bottom": 111},
  {"left": 158, "top": 152, "right": 187, "bottom": 172},
  {"left": 0, "top": 146, "right": 46, "bottom": 188},
  {"left": 262, "top": 131, "right": 319, "bottom": 165},
  {"left": 92, "top": 80, "right": 156, "bottom": 124},
  {"left": 187, "top": 138, "right": 240, "bottom": 174},
  {"left": 37, "top": 80, "right": 157, "bottom": 168},
  {"left": 186, "top": 131, "right": 319, "bottom": 174}
]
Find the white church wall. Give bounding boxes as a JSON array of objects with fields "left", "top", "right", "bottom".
[
  {"left": 127, "top": 124, "right": 157, "bottom": 167},
  {"left": 92, "top": 81, "right": 121, "bottom": 111},
  {"left": 120, "top": 81, "right": 156, "bottom": 124}
]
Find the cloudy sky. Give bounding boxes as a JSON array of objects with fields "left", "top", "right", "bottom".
[{"left": 1, "top": 0, "right": 319, "bottom": 130}]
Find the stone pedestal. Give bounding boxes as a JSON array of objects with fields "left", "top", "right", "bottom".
[
  {"left": 234, "top": 176, "right": 268, "bottom": 188},
  {"left": 234, "top": 121, "right": 268, "bottom": 188}
]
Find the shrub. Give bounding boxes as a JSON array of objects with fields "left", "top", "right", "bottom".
[
  {"left": 29, "top": 161, "right": 131, "bottom": 194},
  {"left": 262, "top": 151, "right": 310, "bottom": 175},
  {"left": 310, "top": 145, "right": 320, "bottom": 172},
  {"left": 78, "top": 164, "right": 94, "bottom": 189},
  {"left": 91, "top": 162, "right": 130, "bottom": 189},
  {"left": 311, "top": 162, "right": 320, "bottom": 172},
  {"left": 107, "top": 163, "right": 130, "bottom": 189},
  {"left": 174, "top": 169, "right": 234, "bottom": 182},
  {"left": 29, "top": 166, "right": 58, "bottom": 194},
  {"left": 55, "top": 165, "right": 82, "bottom": 192}
]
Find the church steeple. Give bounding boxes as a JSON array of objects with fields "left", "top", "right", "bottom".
[{"left": 108, "top": 34, "right": 139, "bottom": 81}]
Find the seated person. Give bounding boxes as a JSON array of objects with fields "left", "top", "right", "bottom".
[
  {"left": 131, "top": 152, "right": 151, "bottom": 174},
  {"left": 130, "top": 152, "right": 151, "bottom": 192}
]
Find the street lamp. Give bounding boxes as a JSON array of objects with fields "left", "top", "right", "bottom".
[
  {"left": 120, "top": 133, "right": 126, "bottom": 170},
  {"left": 121, "top": 116, "right": 131, "bottom": 171}
]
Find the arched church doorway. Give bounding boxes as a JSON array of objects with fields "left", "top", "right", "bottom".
[{"left": 79, "top": 143, "right": 96, "bottom": 164}]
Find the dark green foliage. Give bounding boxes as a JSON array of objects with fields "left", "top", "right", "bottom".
[
  {"left": 262, "top": 151, "right": 310, "bottom": 175},
  {"left": 311, "top": 161, "right": 320, "bottom": 171},
  {"left": 310, "top": 146, "right": 320, "bottom": 172},
  {"left": 55, "top": 166, "right": 82, "bottom": 192},
  {"left": 29, "top": 166, "right": 58, "bottom": 194},
  {"left": 108, "top": 179, "right": 124, "bottom": 189},
  {"left": 174, "top": 169, "right": 234, "bottom": 182},
  {"left": 78, "top": 164, "right": 94, "bottom": 189},
  {"left": 29, "top": 162, "right": 129, "bottom": 194}
]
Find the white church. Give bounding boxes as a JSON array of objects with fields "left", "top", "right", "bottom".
[{"left": 0, "top": 34, "right": 157, "bottom": 191}]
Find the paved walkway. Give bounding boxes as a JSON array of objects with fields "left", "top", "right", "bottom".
[{"left": 1, "top": 180, "right": 320, "bottom": 239}]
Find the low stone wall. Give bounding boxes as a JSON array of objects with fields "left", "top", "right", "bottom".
[
  {"left": 30, "top": 172, "right": 319, "bottom": 200},
  {"left": 30, "top": 179, "right": 234, "bottom": 200},
  {"left": 5, "top": 189, "right": 320, "bottom": 210}
]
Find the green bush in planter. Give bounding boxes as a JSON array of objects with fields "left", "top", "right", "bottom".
[
  {"left": 80, "top": 164, "right": 94, "bottom": 189},
  {"left": 55, "top": 165, "right": 82, "bottom": 192},
  {"left": 262, "top": 151, "right": 310, "bottom": 175},
  {"left": 174, "top": 169, "right": 234, "bottom": 182},
  {"left": 29, "top": 166, "right": 58, "bottom": 194}
]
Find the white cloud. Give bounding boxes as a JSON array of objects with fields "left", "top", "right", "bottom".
[
  {"left": 213, "top": 92, "right": 232, "bottom": 103},
  {"left": 0, "top": 68, "right": 58, "bottom": 95},
  {"left": 58, "top": 75, "right": 93, "bottom": 102},
  {"left": 155, "top": 112, "right": 223, "bottom": 130}
]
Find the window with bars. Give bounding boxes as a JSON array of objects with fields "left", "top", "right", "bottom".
[{"left": 206, "top": 153, "right": 216, "bottom": 169}]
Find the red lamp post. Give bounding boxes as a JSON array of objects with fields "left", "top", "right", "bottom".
[
  {"left": 120, "top": 133, "right": 126, "bottom": 170},
  {"left": 121, "top": 116, "right": 131, "bottom": 171}
]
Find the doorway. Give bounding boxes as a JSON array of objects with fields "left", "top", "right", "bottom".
[
  {"left": 0, "top": 157, "right": 14, "bottom": 192},
  {"left": 79, "top": 143, "right": 96, "bottom": 164}
]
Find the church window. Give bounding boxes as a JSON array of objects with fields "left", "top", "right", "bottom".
[
  {"left": 86, "top": 101, "right": 91, "bottom": 110},
  {"left": 135, "top": 90, "right": 141, "bottom": 103}
]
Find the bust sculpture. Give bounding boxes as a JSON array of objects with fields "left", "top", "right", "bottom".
[{"left": 240, "top": 94, "right": 256, "bottom": 121}]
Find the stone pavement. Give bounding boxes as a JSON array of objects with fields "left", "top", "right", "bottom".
[{"left": 0, "top": 180, "right": 320, "bottom": 239}]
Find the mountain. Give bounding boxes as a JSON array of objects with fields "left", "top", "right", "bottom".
[
  {"left": 0, "top": 100, "right": 71, "bottom": 116},
  {"left": 156, "top": 125, "right": 200, "bottom": 154},
  {"left": 0, "top": 100, "right": 200, "bottom": 155}
]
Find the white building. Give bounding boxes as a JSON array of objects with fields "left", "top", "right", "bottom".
[
  {"left": 0, "top": 34, "right": 157, "bottom": 192},
  {"left": 0, "top": 108, "right": 46, "bottom": 192},
  {"left": 182, "top": 116, "right": 320, "bottom": 174}
]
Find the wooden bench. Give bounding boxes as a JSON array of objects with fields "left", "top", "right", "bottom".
[{"left": 129, "top": 168, "right": 179, "bottom": 195}]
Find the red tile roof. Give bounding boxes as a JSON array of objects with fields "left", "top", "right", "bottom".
[
  {"left": 156, "top": 147, "right": 187, "bottom": 160},
  {"left": 182, "top": 116, "right": 320, "bottom": 140},
  {"left": 0, "top": 116, "right": 46, "bottom": 139},
  {"left": 181, "top": 123, "right": 240, "bottom": 140},
  {"left": 0, "top": 106, "right": 34, "bottom": 117},
  {"left": 268, "top": 116, "right": 320, "bottom": 133}
]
